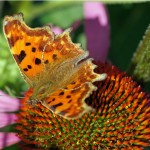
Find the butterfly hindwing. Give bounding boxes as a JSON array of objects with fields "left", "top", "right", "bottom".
[
  {"left": 43, "top": 82, "right": 96, "bottom": 119},
  {"left": 42, "top": 58, "right": 107, "bottom": 119}
]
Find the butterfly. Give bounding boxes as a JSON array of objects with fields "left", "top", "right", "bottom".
[{"left": 3, "top": 13, "right": 107, "bottom": 119}]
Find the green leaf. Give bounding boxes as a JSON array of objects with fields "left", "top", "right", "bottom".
[
  {"left": 128, "top": 24, "right": 150, "bottom": 82},
  {"left": 39, "top": 3, "right": 83, "bottom": 28},
  {"left": 2, "top": 143, "right": 19, "bottom": 150}
]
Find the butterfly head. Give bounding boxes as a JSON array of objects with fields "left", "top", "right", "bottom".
[
  {"left": 27, "top": 98, "right": 39, "bottom": 106},
  {"left": 29, "top": 83, "right": 53, "bottom": 105}
]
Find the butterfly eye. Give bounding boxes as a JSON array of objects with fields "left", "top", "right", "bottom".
[{"left": 28, "top": 98, "right": 38, "bottom": 106}]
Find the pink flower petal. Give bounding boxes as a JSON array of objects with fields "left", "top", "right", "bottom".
[
  {"left": 52, "top": 26, "right": 63, "bottom": 34},
  {"left": 84, "top": 2, "right": 110, "bottom": 62},
  {"left": 0, "top": 113, "right": 17, "bottom": 128},
  {"left": 0, "top": 91, "right": 20, "bottom": 113},
  {"left": 0, "top": 132, "right": 20, "bottom": 149}
]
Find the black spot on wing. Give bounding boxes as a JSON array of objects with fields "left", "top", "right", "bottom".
[
  {"left": 44, "top": 60, "right": 49, "bottom": 64},
  {"left": 59, "top": 91, "right": 64, "bottom": 95},
  {"left": 35, "top": 58, "right": 41, "bottom": 65},
  {"left": 32, "top": 47, "right": 36, "bottom": 52},
  {"left": 27, "top": 65, "right": 32, "bottom": 69},
  {"left": 66, "top": 95, "right": 71, "bottom": 98},
  {"left": 68, "top": 99, "right": 72, "bottom": 103},
  {"left": 52, "top": 98, "right": 55, "bottom": 101},
  {"left": 47, "top": 98, "right": 55, "bottom": 104},
  {"left": 50, "top": 102, "right": 63, "bottom": 111},
  {"left": 52, "top": 54, "right": 57, "bottom": 60},
  {"left": 25, "top": 42, "right": 31, "bottom": 46},
  {"left": 13, "top": 50, "right": 26, "bottom": 64},
  {"left": 23, "top": 68, "right": 28, "bottom": 72}
]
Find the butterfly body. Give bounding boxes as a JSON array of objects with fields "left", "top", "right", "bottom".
[{"left": 3, "top": 13, "right": 107, "bottom": 119}]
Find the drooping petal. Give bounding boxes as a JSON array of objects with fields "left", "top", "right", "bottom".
[
  {"left": 0, "top": 113, "right": 17, "bottom": 128},
  {"left": 0, "top": 132, "right": 20, "bottom": 149},
  {"left": 0, "top": 91, "right": 20, "bottom": 113},
  {"left": 84, "top": 2, "right": 110, "bottom": 62}
]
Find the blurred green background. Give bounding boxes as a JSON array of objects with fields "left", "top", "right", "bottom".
[
  {"left": 0, "top": 1, "right": 150, "bottom": 149},
  {"left": 0, "top": 1, "right": 150, "bottom": 95}
]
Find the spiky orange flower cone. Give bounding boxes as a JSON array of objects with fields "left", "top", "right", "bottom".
[{"left": 16, "top": 62, "right": 150, "bottom": 150}]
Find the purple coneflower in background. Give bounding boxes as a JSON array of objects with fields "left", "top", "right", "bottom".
[{"left": 0, "top": 91, "right": 20, "bottom": 149}]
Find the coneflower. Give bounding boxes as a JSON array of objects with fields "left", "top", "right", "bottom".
[{"left": 16, "top": 62, "right": 150, "bottom": 150}]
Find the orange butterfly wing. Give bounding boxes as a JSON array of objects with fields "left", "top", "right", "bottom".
[
  {"left": 3, "top": 13, "right": 107, "bottom": 119},
  {"left": 43, "top": 59, "right": 106, "bottom": 119}
]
